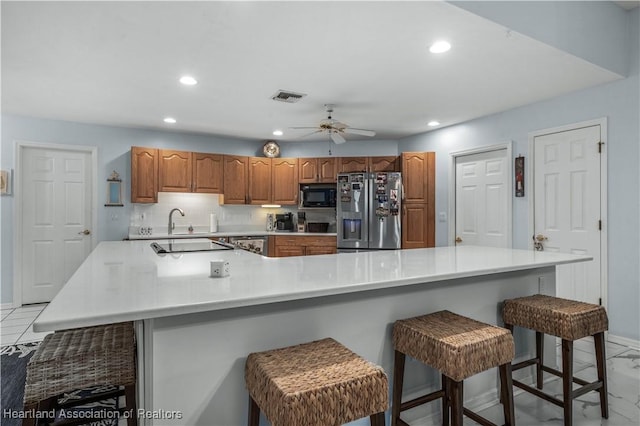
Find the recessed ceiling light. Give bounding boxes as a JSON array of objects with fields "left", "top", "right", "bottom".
[
  {"left": 272, "top": 130, "right": 283, "bottom": 136},
  {"left": 179, "top": 75, "right": 198, "bottom": 85},
  {"left": 163, "top": 117, "right": 177, "bottom": 124},
  {"left": 428, "top": 121, "right": 440, "bottom": 127},
  {"left": 429, "top": 41, "right": 451, "bottom": 54}
]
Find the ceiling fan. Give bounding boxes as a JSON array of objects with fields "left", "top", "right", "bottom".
[{"left": 290, "top": 104, "right": 376, "bottom": 144}]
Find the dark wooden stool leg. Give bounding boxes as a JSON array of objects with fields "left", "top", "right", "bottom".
[
  {"left": 561, "top": 339, "right": 574, "bottom": 426},
  {"left": 370, "top": 412, "right": 385, "bottom": 426},
  {"left": 499, "top": 363, "right": 515, "bottom": 426},
  {"left": 124, "top": 384, "right": 138, "bottom": 426},
  {"left": 536, "top": 331, "right": 544, "bottom": 389},
  {"left": 391, "top": 350, "right": 406, "bottom": 426},
  {"left": 594, "top": 332, "right": 609, "bottom": 419},
  {"left": 248, "top": 395, "right": 260, "bottom": 426},
  {"left": 22, "top": 403, "right": 38, "bottom": 426},
  {"left": 449, "top": 378, "right": 464, "bottom": 426},
  {"left": 441, "top": 373, "right": 449, "bottom": 426}
]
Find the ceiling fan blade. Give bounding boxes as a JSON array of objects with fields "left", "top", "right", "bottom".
[
  {"left": 343, "top": 127, "right": 376, "bottom": 137},
  {"left": 289, "top": 126, "right": 319, "bottom": 130},
  {"left": 330, "top": 131, "right": 346, "bottom": 144},
  {"left": 299, "top": 130, "right": 323, "bottom": 139}
]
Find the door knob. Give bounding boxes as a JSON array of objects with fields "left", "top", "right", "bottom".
[
  {"left": 535, "top": 234, "right": 548, "bottom": 242},
  {"left": 455, "top": 236, "right": 462, "bottom": 243},
  {"left": 78, "top": 229, "right": 91, "bottom": 235}
]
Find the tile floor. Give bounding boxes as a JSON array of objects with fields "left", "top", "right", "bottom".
[
  {"left": 466, "top": 338, "right": 640, "bottom": 425},
  {"left": 0, "top": 303, "right": 51, "bottom": 345}
]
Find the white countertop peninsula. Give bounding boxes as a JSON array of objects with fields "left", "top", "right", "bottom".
[{"left": 34, "top": 241, "right": 591, "bottom": 426}]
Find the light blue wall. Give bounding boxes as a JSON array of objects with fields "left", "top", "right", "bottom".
[
  {"left": 398, "top": 8, "right": 639, "bottom": 341},
  {"left": 0, "top": 114, "right": 400, "bottom": 304}
]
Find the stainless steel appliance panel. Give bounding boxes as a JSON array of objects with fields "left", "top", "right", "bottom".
[
  {"left": 337, "top": 173, "right": 369, "bottom": 249},
  {"left": 369, "top": 172, "right": 402, "bottom": 249},
  {"left": 337, "top": 172, "right": 401, "bottom": 250}
]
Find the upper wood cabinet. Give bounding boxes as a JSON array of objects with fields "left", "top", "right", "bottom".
[
  {"left": 299, "top": 157, "right": 337, "bottom": 183},
  {"left": 248, "top": 157, "right": 272, "bottom": 205},
  {"left": 223, "top": 155, "right": 248, "bottom": 204},
  {"left": 159, "top": 150, "right": 192, "bottom": 192},
  {"left": 272, "top": 158, "right": 299, "bottom": 205},
  {"left": 369, "top": 156, "right": 399, "bottom": 172},
  {"left": 401, "top": 152, "right": 436, "bottom": 248},
  {"left": 159, "top": 150, "right": 223, "bottom": 194},
  {"left": 131, "top": 146, "right": 158, "bottom": 203},
  {"left": 339, "top": 157, "right": 368, "bottom": 173},
  {"left": 193, "top": 153, "right": 223, "bottom": 193},
  {"left": 339, "top": 156, "right": 400, "bottom": 173}
]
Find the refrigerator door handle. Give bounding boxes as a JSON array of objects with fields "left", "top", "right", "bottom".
[{"left": 401, "top": 182, "right": 406, "bottom": 201}]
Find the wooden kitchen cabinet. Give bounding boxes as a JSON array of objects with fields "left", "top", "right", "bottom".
[
  {"left": 159, "top": 149, "right": 192, "bottom": 192},
  {"left": 369, "top": 156, "right": 399, "bottom": 172},
  {"left": 223, "top": 155, "right": 249, "bottom": 204},
  {"left": 131, "top": 146, "right": 159, "bottom": 203},
  {"left": 401, "top": 152, "right": 435, "bottom": 248},
  {"left": 160, "top": 150, "right": 224, "bottom": 194},
  {"left": 272, "top": 235, "right": 337, "bottom": 257},
  {"left": 339, "top": 157, "right": 368, "bottom": 173},
  {"left": 193, "top": 153, "right": 223, "bottom": 193},
  {"left": 248, "top": 157, "right": 272, "bottom": 205},
  {"left": 299, "top": 157, "right": 338, "bottom": 183},
  {"left": 272, "top": 158, "right": 299, "bottom": 205}
]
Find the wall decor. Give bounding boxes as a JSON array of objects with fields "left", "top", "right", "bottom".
[
  {"left": 0, "top": 169, "right": 12, "bottom": 195},
  {"left": 515, "top": 156, "right": 525, "bottom": 197},
  {"left": 105, "top": 170, "right": 123, "bottom": 206}
]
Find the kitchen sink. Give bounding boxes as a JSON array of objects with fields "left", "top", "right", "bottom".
[{"left": 151, "top": 240, "right": 234, "bottom": 254}]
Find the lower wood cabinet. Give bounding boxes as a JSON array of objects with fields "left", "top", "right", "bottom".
[{"left": 271, "top": 235, "right": 337, "bottom": 257}]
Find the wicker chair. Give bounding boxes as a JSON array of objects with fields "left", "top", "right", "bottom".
[
  {"left": 245, "top": 338, "right": 388, "bottom": 426},
  {"left": 22, "top": 322, "right": 137, "bottom": 426},
  {"left": 503, "top": 294, "right": 608, "bottom": 426},
  {"left": 392, "top": 310, "right": 515, "bottom": 426}
]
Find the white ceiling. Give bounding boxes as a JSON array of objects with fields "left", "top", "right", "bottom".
[{"left": 2, "top": 1, "right": 622, "bottom": 143}]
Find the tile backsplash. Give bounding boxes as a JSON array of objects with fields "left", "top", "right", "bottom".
[{"left": 130, "top": 192, "right": 336, "bottom": 235}]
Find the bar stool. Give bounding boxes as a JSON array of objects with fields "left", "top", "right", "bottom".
[
  {"left": 245, "top": 338, "right": 388, "bottom": 426},
  {"left": 503, "top": 294, "right": 608, "bottom": 426},
  {"left": 392, "top": 310, "right": 515, "bottom": 426},
  {"left": 23, "top": 322, "right": 137, "bottom": 426}
]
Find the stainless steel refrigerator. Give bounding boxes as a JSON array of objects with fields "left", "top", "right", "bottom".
[{"left": 337, "top": 172, "right": 402, "bottom": 250}]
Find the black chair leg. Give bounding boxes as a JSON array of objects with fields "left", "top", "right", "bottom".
[
  {"left": 449, "top": 377, "right": 464, "bottom": 426},
  {"left": 561, "top": 339, "right": 574, "bottom": 426},
  {"left": 370, "top": 412, "right": 385, "bottom": 426},
  {"left": 536, "top": 331, "right": 544, "bottom": 389},
  {"left": 594, "top": 332, "right": 609, "bottom": 419},
  {"left": 499, "top": 363, "right": 515, "bottom": 426},
  {"left": 391, "top": 350, "right": 406, "bottom": 426},
  {"left": 442, "top": 373, "right": 449, "bottom": 426},
  {"left": 248, "top": 395, "right": 260, "bottom": 426}
]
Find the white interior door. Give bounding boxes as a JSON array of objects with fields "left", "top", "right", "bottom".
[
  {"left": 455, "top": 149, "right": 510, "bottom": 247},
  {"left": 533, "top": 125, "right": 602, "bottom": 304},
  {"left": 20, "top": 146, "right": 93, "bottom": 304}
]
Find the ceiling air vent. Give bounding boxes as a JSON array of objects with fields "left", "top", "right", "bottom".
[{"left": 271, "top": 90, "right": 306, "bottom": 103}]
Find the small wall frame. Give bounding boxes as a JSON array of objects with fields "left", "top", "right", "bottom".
[
  {"left": 515, "top": 156, "right": 525, "bottom": 197},
  {"left": 105, "top": 170, "right": 124, "bottom": 206}
]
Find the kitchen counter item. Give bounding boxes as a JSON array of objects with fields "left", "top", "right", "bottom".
[
  {"left": 229, "top": 235, "right": 269, "bottom": 256},
  {"left": 306, "top": 222, "right": 329, "bottom": 233},
  {"left": 209, "top": 213, "right": 218, "bottom": 233},
  {"left": 275, "top": 212, "right": 294, "bottom": 231}
]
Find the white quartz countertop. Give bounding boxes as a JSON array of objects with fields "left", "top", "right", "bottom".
[
  {"left": 128, "top": 231, "right": 337, "bottom": 240},
  {"left": 34, "top": 241, "right": 591, "bottom": 332}
]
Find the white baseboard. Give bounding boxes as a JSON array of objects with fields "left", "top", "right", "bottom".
[
  {"left": 1, "top": 302, "right": 15, "bottom": 310},
  {"left": 608, "top": 333, "right": 640, "bottom": 351}
]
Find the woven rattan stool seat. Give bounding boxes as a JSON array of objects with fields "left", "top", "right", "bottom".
[
  {"left": 245, "top": 338, "right": 388, "bottom": 426},
  {"left": 393, "top": 310, "right": 514, "bottom": 382},
  {"left": 22, "top": 322, "right": 137, "bottom": 426},
  {"left": 503, "top": 294, "right": 608, "bottom": 340}
]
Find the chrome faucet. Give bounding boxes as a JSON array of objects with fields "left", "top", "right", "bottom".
[{"left": 168, "top": 208, "right": 185, "bottom": 235}]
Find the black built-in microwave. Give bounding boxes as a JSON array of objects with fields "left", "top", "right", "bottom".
[{"left": 301, "top": 185, "right": 336, "bottom": 208}]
